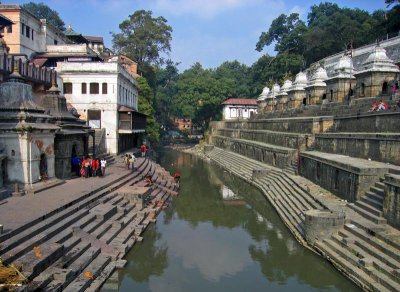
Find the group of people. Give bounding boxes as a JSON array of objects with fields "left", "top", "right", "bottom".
[
  {"left": 123, "top": 154, "right": 136, "bottom": 171},
  {"left": 71, "top": 156, "right": 107, "bottom": 178},
  {"left": 369, "top": 100, "right": 389, "bottom": 112}
]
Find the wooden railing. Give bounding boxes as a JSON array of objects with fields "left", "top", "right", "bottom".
[{"left": 0, "top": 54, "right": 55, "bottom": 85}]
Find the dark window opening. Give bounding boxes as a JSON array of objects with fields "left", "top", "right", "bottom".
[
  {"left": 382, "top": 81, "right": 388, "bottom": 94},
  {"left": 54, "top": 40, "right": 58, "bottom": 45},
  {"left": 90, "top": 83, "right": 99, "bottom": 94},
  {"left": 31, "top": 29, "right": 34, "bottom": 40},
  {"left": 63, "top": 82, "right": 72, "bottom": 94},
  {"left": 334, "top": 169, "right": 339, "bottom": 190},
  {"left": 330, "top": 89, "right": 333, "bottom": 101},
  {"left": 6, "top": 25, "right": 12, "bottom": 33},
  {"left": 322, "top": 93, "right": 327, "bottom": 100},
  {"left": 81, "top": 83, "right": 87, "bottom": 94},
  {"left": 21, "top": 23, "right": 25, "bottom": 35},
  {"left": 316, "top": 162, "right": 321, "bottom": 180},
  {"left": 102, "top": 82, "right": 107, "bottom": 94},
  {"left": 303, "top": 98, "right": 307, "bottom": 105},
  {"left": 26, "top": 26, "right": 30, "bottom": 38}
]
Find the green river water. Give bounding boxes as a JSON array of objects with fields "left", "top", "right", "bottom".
[{"left": 102, "top": 150, "right": 359, "bottom": 292}]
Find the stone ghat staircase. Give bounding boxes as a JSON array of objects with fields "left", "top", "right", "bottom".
[
  {"left": 206, "top": 147, "right": 400, "bottom": 292},
  {"left": 207, "top": 147, "right": 326, "bottom": 245},
  {"left": 0, "top": 158, "right": 177, "bottom": 291}
]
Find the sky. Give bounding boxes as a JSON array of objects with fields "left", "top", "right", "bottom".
[{"left": 6, "top": 0, "right": 389, "bottom": 72}]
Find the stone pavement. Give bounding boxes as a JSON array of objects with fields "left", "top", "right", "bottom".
[{"left": 0, "top": 156, "right": 140, "bottom": 232}]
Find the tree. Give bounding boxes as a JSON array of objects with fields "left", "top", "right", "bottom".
[
  {"left": 256, "top": 13, "right": 307, "bottom": 56},
  {"left": 137, "top": 76, "right": 160, "bottom": 143},
  {"left": 22, "top": 2, "right": 65, "bottom": 31},
  {"left": 112, "top": 10, "right": 172, "bottom": 80}
]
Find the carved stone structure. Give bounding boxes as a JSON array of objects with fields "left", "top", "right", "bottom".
[
  {"left": 287, "top": 72, "right": 307, "bottom": 109},
  {"left": 354, "top": 45, "right": 399, "bottom": 98},
  {"left": 41, "top": 83, "right": 92, "bottom": 179},
  {"left": 0, "top": 68, "right": 58, "bottom": 186},
  {"left": 305, "top": 67, "right": 328, "bottom": 105}
]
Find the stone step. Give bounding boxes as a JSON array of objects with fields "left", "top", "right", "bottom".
[
  {"left": 375, "top": 181, "right": 386, "bottom": 189},
  {"left": 338, "top": 229, "right": 400, "bottom": 272},
  {"left": 275, "top": 196, "right": 304, "bottom": 235},
  {"left": 314, "top": 240, "right": 386, "bottom": 291},
  {"left": 14, "top": 241, "right": 64, "bottom": 280},
  {"left": 344, "top": 223, "right": 400, "bottom": 263},
  {"left": 370, "top": 186, "right": 385, "bottom": 196},
  {"left": 63, "top": 254, "right": 111, "bottom": 292},
  {"left": 269, "top": 171, "right": 322, "bottom": 210},
  {"left": 332, "top": 233, "right": 400, "bottom": 288},
  {"left": 348, "top": 203, "right": 387, "bottom": 225},
  {"left": 0, "top": 208, "right": 90, "bottom": 264},
  {"left": 85, "top": 261, "right": 119, "bottom": 292},
  {"left": 355, "top": 200, "right": 383, "bottom": 217},
  {"left": 362, "top": 192, "right": 384, "bottom": 209},
  {"left": 55, "top": 240, "right": 92, "bottom": 269},
  {"left": 44, "top": 245, "right": 101, "bottom": 291}
]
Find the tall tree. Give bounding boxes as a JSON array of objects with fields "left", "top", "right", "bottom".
[
  {"left": 112, "top": 10, "right": 172, "bottom": 81},
  {"left": 22, "top": 2, "right": 65, "bottom": 31},
  {"left": 137, "top": 76, "right": 160, "bottom": 143}
]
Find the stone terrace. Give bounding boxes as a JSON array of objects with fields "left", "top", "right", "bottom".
[
  {"left": 0, "top": 157, "right": 177, "bottom": 291},
  {"left": 207, "top": 93, "right": 400, "bottom": 290}
]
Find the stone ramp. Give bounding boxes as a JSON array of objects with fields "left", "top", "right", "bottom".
[
  {"left": 0, "top": 158, "right": 178, "bottom": 291},
  {"left": 206, "top": 147, "right": 400, "bottom": 291}
]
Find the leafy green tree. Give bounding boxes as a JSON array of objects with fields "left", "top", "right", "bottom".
[
  {"left": 137, "top": 76, "right": 160, "bottom": 143},
  {"left": 112, "top": 10, "right": 172, "bottom": 81},
  {"left": 22, "top": 2, "right": 65, "bottom": 31},
  {"left": 171, "top": 63, "right": 236, "bottom": 128},
  {"left": 213, "top": 61, "right": 251, "bottom": 97},
  {"left": 256, "top": 13, "right": 307, "bottom": 55}
]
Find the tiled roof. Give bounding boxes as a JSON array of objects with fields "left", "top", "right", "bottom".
[{"left": 222, "top": 98, "right": 257, "bottom": 105}]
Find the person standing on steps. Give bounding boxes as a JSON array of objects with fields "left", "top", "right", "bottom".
[
  {"left": 140, "top": 144, "right": 147, "bottom": 158},
  {"left": 100, "top": 158, "right": 107, "bottom": 177}
]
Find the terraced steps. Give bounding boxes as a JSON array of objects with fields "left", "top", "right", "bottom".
[
  {"left": 206, "top": 146, "right": 400, "bottom": 291},
  {"left": 0, "top": 158, "right": 178, "bottom": 291}
]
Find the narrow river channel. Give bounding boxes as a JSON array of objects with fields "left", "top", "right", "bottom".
[{"left": 102, "top": 150, "right": 359, "bottom": 292}]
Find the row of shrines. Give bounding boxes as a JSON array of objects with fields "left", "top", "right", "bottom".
[{"left": 257, "top": 43, "right": 400, "bottom": 113}]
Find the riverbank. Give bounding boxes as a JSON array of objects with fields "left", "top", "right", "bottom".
[
  {"left": 180, "top": 144, "right": 400, "bottom": 291},
  {"left": 0, "top": 157, "right": 178, "bottom": 291}
]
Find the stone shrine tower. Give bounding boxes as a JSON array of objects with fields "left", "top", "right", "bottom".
[
  {"left": 325, "top": 55, "right": 356, "bottom": 103},
  {"left": 0, "top": 67, "right": 59, "bottom": 186},
  {"left": 305, "top": 67, "right": 328, "bottom": 105},
  {"left": 354, "top": 45, "right": 400, "bottom": 98},
  {"left": 287, "top": 72, "right": 307, "bottom": 109}
]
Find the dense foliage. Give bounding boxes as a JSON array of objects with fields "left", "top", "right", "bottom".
[{"left": 22, "top": 2, "right": 66, "bottom": 31}]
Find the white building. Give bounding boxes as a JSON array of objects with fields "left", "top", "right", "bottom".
[
  {"left": 57, "top": 61, "right": 145, "bottom": 154},
  {"left": 222, "top": 98, "right": 258, "bottom": 120}
]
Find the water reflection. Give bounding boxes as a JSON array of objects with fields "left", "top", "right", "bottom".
[{"left": 103, "top": 150, "right": 359, "bottom": 292}]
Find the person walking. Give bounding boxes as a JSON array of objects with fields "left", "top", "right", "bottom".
[
  {"left": 130, "top": 154, "right": 136, "bottom": 172},
  {"left": 100, "top": 158, "right": 107, "bottom": 177}
]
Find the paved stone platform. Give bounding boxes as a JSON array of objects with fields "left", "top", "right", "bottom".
[{"left": 0, "top": 157, "right": 142, "bottom": 233}]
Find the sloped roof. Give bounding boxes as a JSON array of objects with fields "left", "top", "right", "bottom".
[{"left": 222, "top": 98, "right": 257, "bottom": 105}]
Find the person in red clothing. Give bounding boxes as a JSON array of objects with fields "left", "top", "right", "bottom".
[
  {"left": 92, "top": 157, "right": 99, "bottom": 177},
  {"left": 174, "top": 172, "right": 181, "bottom": 187},
  {"left": 140, "top": 144, "right": 146, "bottom": 157}
]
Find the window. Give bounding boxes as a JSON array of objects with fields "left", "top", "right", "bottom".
[
  {"left": 63, "top": 83, "right": 72, "bottom": 94},
  {"left": 54, "top": 40, "right": 58, "bottom": 45},
  {"left": 21, "top": 23, "right": 25, "bottom": 35},
  {"left": 26, "top": 26, "right": 30, "bottom": 38},
  {"left": 31, "top": 29, "right": 33, "bottom": 40},
  {"left": 81, "top": 83, "right": 87, "bottom": 94},
  {"left": 90, "top": 82, "right": 99, "bottom": 94},
  {"left": 102, "top": 82, "right": 107, "bottom": 94},
  {"left": 6, "top": 25, "right": 12, "bottom": 33}
]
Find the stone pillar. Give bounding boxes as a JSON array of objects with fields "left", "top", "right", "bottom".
[
  {"left": 304, "top": 209, "right": 345, "bottom": 244},
  {"left": 383, "top": 174, "right": 400, "bottom": 228}
]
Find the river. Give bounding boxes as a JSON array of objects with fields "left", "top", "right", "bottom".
[{"left": 102, "top": 150, "right": 359, "bottom": 292}]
